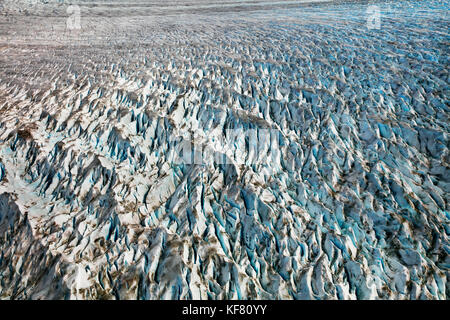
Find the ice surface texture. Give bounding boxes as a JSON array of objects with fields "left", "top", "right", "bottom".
[{"left": 0, "top": 0, "right": 448, "bottom": 299}]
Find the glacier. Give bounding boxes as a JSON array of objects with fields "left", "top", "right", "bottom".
[{"left": 0, "top": 0, "right": 448, "bottom": 299}]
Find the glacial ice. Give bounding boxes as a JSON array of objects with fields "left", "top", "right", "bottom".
[{"left": 0, "top": 0, "right": 448, "bottom": 300}]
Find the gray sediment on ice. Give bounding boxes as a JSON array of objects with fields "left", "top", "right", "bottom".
[{"left": 0, "top": 0, "right": 448, "bottom": 299}]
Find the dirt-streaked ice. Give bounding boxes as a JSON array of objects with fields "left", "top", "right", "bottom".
[{"left": 0, "top": 0, "right": 448, "bottom": 299}]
